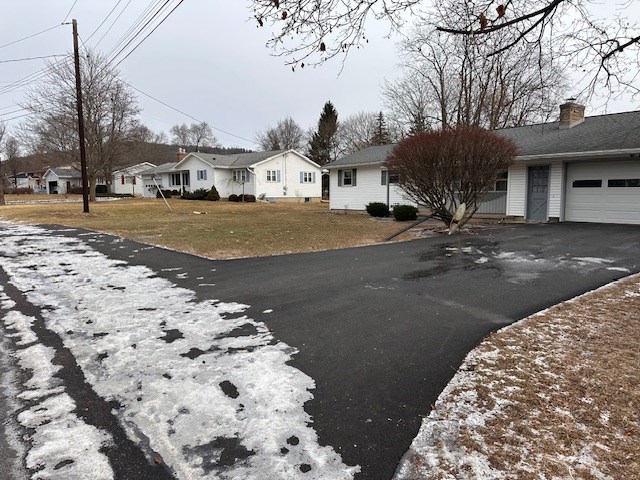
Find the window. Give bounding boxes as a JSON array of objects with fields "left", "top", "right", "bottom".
[
  {"left": 170, "top": 173, "right": 181, "bottom": 186},
  {"left": 233, "top": 169, "right": 249, "bottom": 183},
  {"left": 381, "top": 170, "right": 399, "bottom": 185},
  {"left": 266, "top": 170, "right": 280, "bottom": 182},
  {"left": 182, "top": 172, "right": 190, "bottom": 186},
  {"left": 338, "top": 169, "right": 357, "bottom": 187},
  {"left": 572, "top": 179, "right": 602, "bottom": 188},
  {"left": 488, "top": 171, "right": 508, "bottom": 192},
  {"left": 608, "top": 178, "right": 640, "bottom": 187},
  {"left": 197, "top": 170, "right": 207, "bottom": 181},
  {"left": 300, "top": 171, "right": 316, "bottom": 183}
]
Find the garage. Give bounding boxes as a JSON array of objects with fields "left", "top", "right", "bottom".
[{"left": 565, "top": 160, "right": 640, "bottom": 224}]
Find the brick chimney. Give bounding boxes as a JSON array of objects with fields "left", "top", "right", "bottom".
[
  {"left": 176, "top": 147, "right": 187, "bottom": 162},
  {"left": 559, "top": 99, "right": 585, "bottom": 129}
]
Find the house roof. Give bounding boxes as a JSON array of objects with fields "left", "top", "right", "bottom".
[
  {"left": 139, "top": 162, "right": 178, "bottom": 175},
  {"left": 113, "top": 162, "right": 156, "bottom": 175},
  {"left": 189, "top": 150, "right": 288, "bottom": 168},
  {"left": 45, "top": 166, "right": 81, "bottom": 178},
  {"left": 326, "top": 110, "right": 640, "bottom": 168},
  {"left": 497, "top": 110, "right": 640, "bottom": 157},
  {"left": 325, "top": 144, "right": 396, "bottom": 169}
]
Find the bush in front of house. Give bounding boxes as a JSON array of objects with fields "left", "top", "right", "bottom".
[
  {"left": 68, "top": 186, "right": 84, "bottom": 194},
  {"left": 207, "top": 186, "right": 220, "bottom": 201},
  {"left": 240, "top": 194, "right": 256, "bottom": 203},
  {"left": 365, "top": 202, "right": 389, "bottom": 218},
  {"left": 228, "top": 194, "right": 239, "bottom": 202},
  {"left": 6, "top": 187, "right": 33, "bottom": 194},
  {"left": 393, "top": 204, "right": 419, "bottom": 221},
  {"left": 182, "top": 188, "right": 209, "bottom": 200}
]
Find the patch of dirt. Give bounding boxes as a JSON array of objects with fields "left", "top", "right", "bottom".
[{"left": 396, "top": 274, "right": 640, "bottom": 480}]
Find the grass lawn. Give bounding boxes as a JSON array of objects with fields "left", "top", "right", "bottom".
[{"left": 0, "top": 196, "right": 406, "bottom": 258}]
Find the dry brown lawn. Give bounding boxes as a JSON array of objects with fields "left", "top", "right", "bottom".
[
  {"left": 396, "top": 274, "right": 640, "bottom": 480},
  {"left": 0, "top": 196, "right": 405, "bottom": 258}
]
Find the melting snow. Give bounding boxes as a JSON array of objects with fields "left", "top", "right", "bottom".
[{"left": 0, "top": 222, "right": 358, "bottom": 479}]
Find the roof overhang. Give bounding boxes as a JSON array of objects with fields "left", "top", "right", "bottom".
[
  {"left": 516, "top": 148, "right": 640, "bottom": 162},
  {"left": 325, "top": 161, "right": 385, "bottom": 170}
]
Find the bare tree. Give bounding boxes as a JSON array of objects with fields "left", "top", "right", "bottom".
[
  {"left": 386, "top": 126, "right": 518, "bottom": 228},
  {"left": 256, "top": 116, "right": 306, "bottom": 151},
  {"left": 23, "top": 51, "right": 140, "bottom": 200},
  {"left": 170, "top": 122, "right": 219, "bottom": 151},
  {"left": 337, "top": 111, "right": 378, "bottom": 155},
  {"left": 384, "top": 26, "right": 565, "bottom": 130},
  {"left": 249, "top": 0, "right": 639, "bottom": 98},
  {"left": 4, "top": 136, "right": 21, "bottom": 187},
  {"left": 170, "top": 123, "right": 191, "bottom": 147},
  {"left": 189, "top": 122, "right": 218, "bottom": 151}
]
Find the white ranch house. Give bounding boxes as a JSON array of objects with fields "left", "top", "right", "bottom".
[
  {"left": 42, "top": 166, "right": 82, "bottom": 195},
  {"left": 140, "top": 149, "right": 322, "bottom": 202},
  {"left": 326, "top": 102, "right": 640, "bottom": 225},
  {"left": 112, "top": 162, "right": 155, "bottom": 197}
]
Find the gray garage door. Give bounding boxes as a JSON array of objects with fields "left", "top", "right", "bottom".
[{"left": 565, "top": 160, "right": 640, "bottom": 224}]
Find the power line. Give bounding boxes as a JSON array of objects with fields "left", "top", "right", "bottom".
[
  {"left": 93, "top": 0, "right": 135, "bottom": 48},
  {"left": 114, "top": 0, "right": 186, "bottom": 67},
  {"left": 125, "top": 81, "right": 255, "bottom": 145},
  {"left": 0, "top": 54, "right": 65, "bottom": 64},
  {"left": 62, "top": 0, "right": 79, "bottom": 24},
  {"left": 0, "top": 24, "right": 63, "bottom": 50},
  {"left": 86, "top": 0, "right": 124, "bottom": 43}
]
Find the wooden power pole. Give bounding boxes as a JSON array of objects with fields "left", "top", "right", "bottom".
[{"left": 72, "top": 19, "right": 90, "bottom": 213}]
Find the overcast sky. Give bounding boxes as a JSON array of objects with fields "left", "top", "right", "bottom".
[{"left": 1, "top": 1, "right": 638, "bottom": 150}]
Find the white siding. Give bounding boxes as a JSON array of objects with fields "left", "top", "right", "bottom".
[
  {"left": 217, "top": 170, "right": 254, "bottom": 198},
  {"left": 112, "top": 174, "right": 145, "bottom": 196},
  {"left": 253, "top": 152, "right": 321, "bottom": 200},
  {"left": 329, "top": 164, "right": 414, "bottom": 210},
  {"left": 548, "top": 160, "right": 564, "bottom": 218},
  {"left": 506, "top": 163, "right": 527, "bottom": 217}
]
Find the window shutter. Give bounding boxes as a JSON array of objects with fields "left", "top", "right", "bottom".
[
  {"left": 381, "top": 171, "right": 386, "bottom": 185},
  {"left": 300, "top": 172, "right": 304, "bottom": 183},
  {"left": 338, "top": 170, "right": 343, "bottom": 187},
  {"left": 121, "top": 175, "right": 125, "bottom": 185},
  {"left": 133, "top": 176, "right": 136, "bottom": 185},
  {"left": 277, "top": 170, "right": 281, "bottom": 183},
  {"left": 352, "top": 169, "right": 357, "bottom": 186},
  {"left": 312, "top": 172, "right": 316, "bottom": 183},
  {"left": 245, "top": 170, "right": 250, "bottom": 183}
]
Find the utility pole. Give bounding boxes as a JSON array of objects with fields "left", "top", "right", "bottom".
[{"left": 72, "top": 19, "right": 90, "bottom": 213}]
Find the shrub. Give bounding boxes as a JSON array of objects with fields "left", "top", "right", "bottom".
[
  {"left": 207, "top": 185, "right": 220, "bottom": 201},
  {"left": 157, "top": 189, "right": 173, "bottom": 198},
  {"left": 240, "top": 194, "right": 256, "bottom": 203},
  {"left": 181, "top": 188, "right": 209, "bottom": 200},
  {"left": 228, "top": 194, "right": 239, "bottom": 202},
  {"left": 7, "top": 187, "right": 33, "bottom": 194},
  {"left": 68, "top": 186, "right": 84, "bottom": 194},
  {"left": 365, "top": 202, "right": 389, "bottom": 218},
  {"left": 393, "top": 204, "right": 419, "bottom": 221}
]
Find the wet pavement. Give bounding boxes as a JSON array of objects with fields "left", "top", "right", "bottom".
[{"left": 2, "top": 222, "right": 640, "bottom": 479}]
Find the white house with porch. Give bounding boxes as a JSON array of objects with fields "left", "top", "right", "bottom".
[{"left": 140, "top": 149, "right": 322, "bottom": 202}]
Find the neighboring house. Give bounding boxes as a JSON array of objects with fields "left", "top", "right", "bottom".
[
  {"left": 326, "top": 102, "right": 640, "bottom": 225},
  {"left": 9, "top": 171, "right": 46, "bottom": 192},
  {"left": 42, "top": 166, "right": 82, "bottom": 194},
  {"left": 112, "top": 162, "right": 156, "bottom": 197},
  {"left": 325, "top": 144, "right": 419, "bottom": 211},
  {"left": 140, "top": 149, "right": 322, "bottom": 202}
]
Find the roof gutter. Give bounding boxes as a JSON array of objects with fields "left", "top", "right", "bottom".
[
  {"left": 325, "top": 161, "right": 385, "bottom": 170},
  {"left": 517, "top": 147, "right": 640, "bottom": 161}
]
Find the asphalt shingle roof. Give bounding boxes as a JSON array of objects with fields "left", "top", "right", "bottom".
[
  {"left": 192, "top": 150, "right": 288, "bottom": 168},
  {"left": 498, "top": 110, "right": 640, "bottom": 156},
  {"left": 48, "top": 167, "right": 80, "bottom": 177},
  {"left": 326, "top": 110, "right": 640, "bottom": 167},
  {"left": 139, "top": 162, "right": 177, "bottom": 175}
]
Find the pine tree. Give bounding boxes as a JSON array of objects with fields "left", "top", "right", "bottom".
[
  {"left": 308, "top": 101, "right": 338, "bottom": 165},
  {"left": 371, "top": 111, "right": 391, "bottom": 145}
]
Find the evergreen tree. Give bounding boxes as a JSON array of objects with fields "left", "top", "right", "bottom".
[
  {"left": 308, "top": 101, "right": 338, "bottom": 165},
  {"left": 371, "top": 111, "right": 391, "bottom": 145}
]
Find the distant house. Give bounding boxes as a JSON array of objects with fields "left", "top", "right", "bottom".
[
  {"left": 140, "top": 149, "right": 322, "bottom": 202},
  {"left": 42, "top": 166, "right": 82, "bottom": 194},
  {"left": 326, "top": 102, "right": 640, "bottom": 225},
  {"left": 9, "top": 171, "right": 46, "bottom": 193},
  {"left": 112, "top": 162, "right": 156, "bottom": 197}
]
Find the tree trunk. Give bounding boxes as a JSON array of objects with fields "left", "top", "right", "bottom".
[
  {"left": 0, "top": 161, "right": 5, "bottom": 205},
  {"left": 89, "top": 176, "right": 97, "bottom": 202}
]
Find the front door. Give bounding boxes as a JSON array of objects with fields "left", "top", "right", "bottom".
[{"left": 527, "top": 166, "right": 549, "bottom": 221}]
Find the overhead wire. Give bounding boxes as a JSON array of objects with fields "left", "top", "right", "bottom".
[
  {"left": 0, "top": 24, "right": 63, "bottom": 51},
  {"left": 0, "top": 54, "right": 66, "bottom": 64},
  {"left": 62, "top": 0, "right": 79, "bottom": 24}
]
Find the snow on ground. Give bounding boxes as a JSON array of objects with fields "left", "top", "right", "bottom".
[
  {"left": 1, "top": 287, "right": 114, "bottom": 480},
  {"left": 393, "top": 274, "right": 640, "bottom": 480},
  {"left": 0, "top": 222, "right": 359, "bottom": 479}
]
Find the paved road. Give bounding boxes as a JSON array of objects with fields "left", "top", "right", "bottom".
[{"left": 2, "top": 222, "right": 639, "bottom": 479}]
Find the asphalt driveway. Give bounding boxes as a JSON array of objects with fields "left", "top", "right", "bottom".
[{"left": 2, "top": 222, "right": 639, "bottom": 479}]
